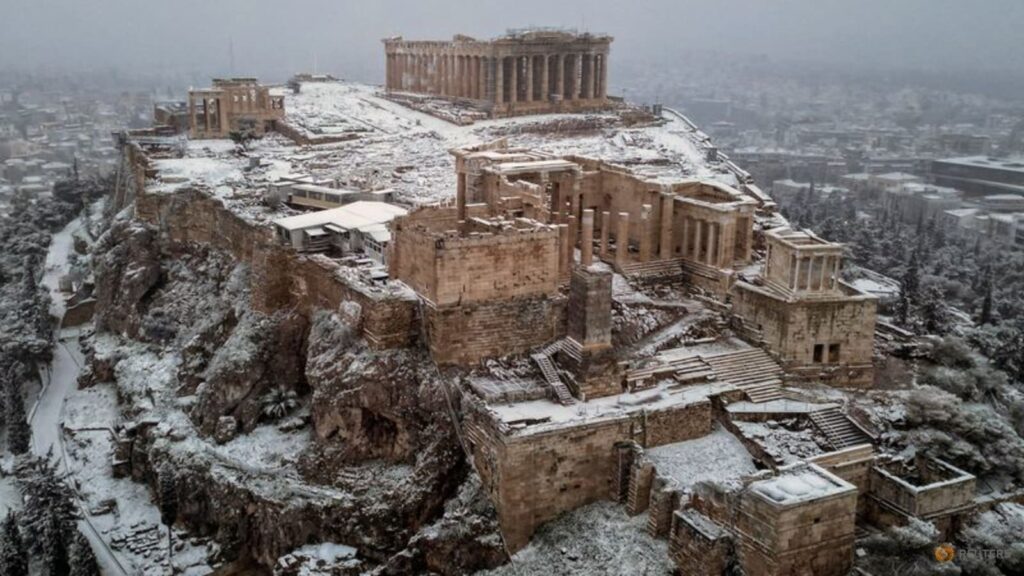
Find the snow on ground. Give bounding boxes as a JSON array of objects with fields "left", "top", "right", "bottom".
[
  {"left": 478, "top": 501, "right": 673, "bottom": 576},
  {"left": 645, "top": 425, "right": 758, "bottom": 491},
  {"left": 733, "top": 420, "right": 828, "bottom": 464}
]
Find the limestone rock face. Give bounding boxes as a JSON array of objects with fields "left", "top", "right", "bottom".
[
  {"left": 305, "top": 311, "right": 437, "bottom": 463},
  {"left": 92, "top": 220, "right": 161, "bottom": 336},
  {"left": 190, "top": 310, "right": 309, "bottom": 436}
]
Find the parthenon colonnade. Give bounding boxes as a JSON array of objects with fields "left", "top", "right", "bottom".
[{"left": 384, "top": 29, "right": 612, "bottom": 117}]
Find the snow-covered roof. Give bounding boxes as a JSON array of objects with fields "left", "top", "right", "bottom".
[
  {"left": 273, "top": 201, "right": 408, "bottom": 235},
  {"left": 750, "top": 463, "right": 853, "bottom": 505}
]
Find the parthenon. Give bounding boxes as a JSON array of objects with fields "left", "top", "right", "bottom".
[{"left": 383, "top": 29, "right": 612, "bottom": 117}]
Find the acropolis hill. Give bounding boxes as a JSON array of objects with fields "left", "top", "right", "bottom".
[{"left": 68, "top": 27, "right": 1023, "bottom": 576}]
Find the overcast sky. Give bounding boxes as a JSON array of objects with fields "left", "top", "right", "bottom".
[{"left": 2, "top": 0, "right": 1022, "bottom": 82}]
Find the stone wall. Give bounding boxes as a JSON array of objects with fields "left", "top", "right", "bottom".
[
  {"left": 463, "top": 398, "right": 712, "bottom": 551},
  {"left": 133, "top": 189, "right": 418, "bottom": 348},
  {"left": 423, "top": 294, "right": 566, "bottom": 365},
  {"left": 731, "top": 281, "right": 877, "bottom": 387}
]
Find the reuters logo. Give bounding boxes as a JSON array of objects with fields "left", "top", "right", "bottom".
[{"left": 934, "top": 543, "right": 956, "bottom": 563}]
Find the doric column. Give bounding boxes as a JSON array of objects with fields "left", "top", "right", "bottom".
[
  {"left": 555, "top": 54, "right": 565, "bottom": 99},
  {"left": 680, "top": 217, "right": 690, "bottom": 259},
  {"left": 616, "top": 212, "right": 630, "bottom": 269},
  {"left": 695, "top": 220, "right": 705, "bottom": 263},
  {"left": 585, "top": 54, "right": 596, "bottom": 99},
  {"left": 568, "top": 214, "right": 577, "bottom": 260},
  {"left": 572, "top": 54, "right": 582, "bottom": 100},
  {"left": 600, "top": 211, "right": 611, "bottom": 256},
  {"left": 494, "top": 57, "right": 504, "bottom": 105},
  {"left": 581, "top": 209, "right": 595, "bottom": 267},
  {"left": 659, "top": 193, "right": 674, "bottom": 259},
  {"left": 524, "top": 56, "right": 534, "bottom": 102},
  {"left": 706, "top": 222, "right": 718, "bottom": 266},
  {"left": 639, "top": 205, "right": 653, "bottom": 261},
  {"left": 508, "top": 56, "right": 518, "bottom": 104},
  {"left": 558, "top": 224, "right": 570, "bottom": 277},
  {"left": 540, "top": 55, "right": 550, "bottom": 102}
]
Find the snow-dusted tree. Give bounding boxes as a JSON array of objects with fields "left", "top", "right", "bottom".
[
  {"left": 858, "top": 518, "right": 960, "bottom": 575},
  {"left": 897, "top": 251, "right": 921, "bottom": 327},
  {"left": 4, "top": 366, "right": 31, "bottom": 455},
  {"left": 0, "top": 511, "right": 28, "bottom": 576},
  {"left": 261, "top": 386, "right": 298, "bottom": 421},
  {"left": 14, "top": 453, "right": 77, "bottom": 559},
  {"left": 68, "top": 530, "right": 99, "bottom": 576}
]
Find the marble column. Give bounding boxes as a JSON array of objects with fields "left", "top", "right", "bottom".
[
  {"left": 616, "top": 212, "right": 630, "bottom": 269},
  {"left": 659, "top": 193, "right": 674, "bottom": 259},
  {"left": 555, "top": 54, "right": 565, "bottom": 99},
  {"left": 494, "top": 57, "right": 504, "bottom": 105},
  {"left": 600, "top": 211, "right": 611, "bottom": 256},
  {"left": 508, "top": 56, "right": 517, "bottom": 104},
  {"left": 639, "top": 204, "right": 653, "bottom": 261},
  {"left": 540, "top": 55, "right": 550, "bottom": 102},
  {"left": 571, "top": 54, "right": 582, "bottom": 100}
]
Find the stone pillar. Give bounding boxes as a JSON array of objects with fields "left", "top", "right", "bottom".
[
  {"left": 600, "top": 211, "right": 611, "bottom": 256},
  {"left": 707, "top": 222, "right": 718, "bottom": 266},
  {"left": 585, "top": 54, "right": 596, "bottom": 99},
  {"left": 508, "top": 56, "right": 518, "bottom": 104},
  {"left": 555, "top": 54, "right": 565, "bottom": 99},
  {"left": 494, "top": 57, "right": 504, "bottom": 105},
  {"left": 568, "top": 215, "right": 578, "bottom": 262},
  {"left": 659, "top": 193, "right": 674, "bottom": 259},
  {"left": 639, "top": 204, "right": 653, "bottom": 261},
  {"left": 616, "top": 212, "right": 630, "bottom": 269},
  {"left": 581, "top": 209, "right": 595, "bottom": 267},
  {"left": 540, "top": 54, "right": 550, "bottom": 102},
  {"left": 695, "top": 219, "right": 705, "bottom": 264},
  {"left": 572, "top": 54, "right": 582, "bottom": 100},
  {"left": 524, "top": 56, "right": 533, "bottom": 102},
  {"left": 558, "top": 224, "right": 570, "bottom": 277}
]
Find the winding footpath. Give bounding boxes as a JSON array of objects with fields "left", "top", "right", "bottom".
[{"left": 32, "top": 216, "right": 130, "bottom": 576}]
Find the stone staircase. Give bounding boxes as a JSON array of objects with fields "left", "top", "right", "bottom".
[
  {"left": 703, "top": 348, "right": 784, "bottom": 402},
  {"left": 620, "top": 258, "right": 685, "bottom": 278},
  {"left": 809, "top": 407, "right": 874, "bottom": 449},
  {"left": 531, "top": 344, "right": 576, "bottom": 405}
]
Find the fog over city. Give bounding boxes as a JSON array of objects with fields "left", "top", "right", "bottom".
[
  {"left": 3, "top": 0, "right": 1023, "bottom": 81},
  {"left": 3, "top": 2, "right": 1024, "bottom": 576}
]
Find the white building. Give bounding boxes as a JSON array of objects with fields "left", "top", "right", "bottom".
[{"left": 273, "top": 201, "right": 408, "bottom": 263}]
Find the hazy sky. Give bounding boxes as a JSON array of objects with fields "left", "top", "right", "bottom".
[{"left": 2, "top": 0, "right": 1023, "bottom": 82}]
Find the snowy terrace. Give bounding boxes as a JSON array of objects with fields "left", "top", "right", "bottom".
[{"left": 143, "top": 81, "right": 750, "bottom": 226}]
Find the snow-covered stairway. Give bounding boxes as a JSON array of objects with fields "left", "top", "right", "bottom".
[
  {"left": 809, "top": 408, "right": 874, "bottom": 449},
  {"left": 703, "top": 348, "right": 784, "bottom": 402},
  {"left": 620, "top": 258, "right": 685, "bottom": 278},
  {"left": 532, "top": 345, "right": 576, "bottom": 406}
]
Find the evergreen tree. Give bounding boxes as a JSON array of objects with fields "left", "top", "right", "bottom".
[
  {"left": 68, "top": 531, "right": 99, "bottom": 576},
  {"left": 0, "top": 511, "right": 28, "bottom": 576},
  {"left": 14, "top": 453, "right": 77, "bottom": 560},
  {"left": 897, "top": 251, "right": 920, "bottom": 327},
  {"left": 5, "top": 364, "right": 31, "bottom": 455},
  {"left": 41, "top": 512, "right": 70, "bottom": 576}
]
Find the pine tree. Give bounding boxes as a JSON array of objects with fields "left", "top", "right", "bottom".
[
  {"left": 0, "top": 511, "right": 29, "bottom": 576},
  {"left": 897, "top": 251, "right": 920, "bottom": 327},
  {"left": 41, "top": 511, "right": 70, "bottom": 576},
  {"left": 69, "top": 530, "right": 99, "bottom": 576},
  {"left": 5, "top": 364, "right": 31, "bottom": 455},
  {"left": 14, "top": 452, "right": 77, "bottom": 559}
]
